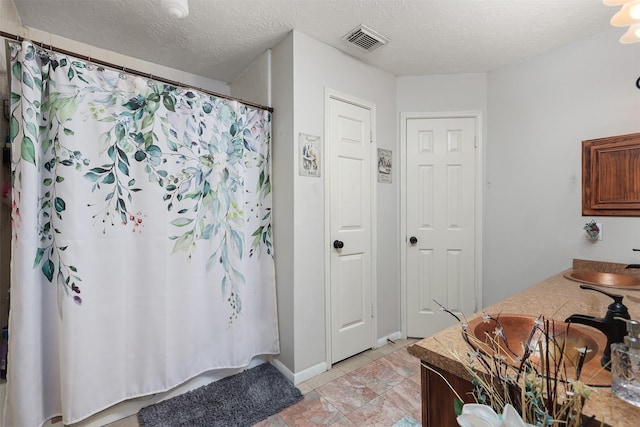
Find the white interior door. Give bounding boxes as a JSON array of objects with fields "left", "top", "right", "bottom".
[
  {"left": 405, "top": 116, "right": 478, "bottom": 338},
  {"left": 328, "top": 96, "right": 374, "bottom": 364}
]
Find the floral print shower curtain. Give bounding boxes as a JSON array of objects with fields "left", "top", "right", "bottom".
[{"left": 5, "top": 40, "right": 279, "bottom": 426}]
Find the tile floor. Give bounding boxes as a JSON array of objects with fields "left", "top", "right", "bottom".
[{"left": 107, "top": 338, "right": 421, "bottom": 427}]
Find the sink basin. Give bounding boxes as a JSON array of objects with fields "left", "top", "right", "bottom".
[
  {"left": 564, "top": 270, "right": 640, "bottom": 290},
  {"left": 466, "top": 314, "right": 610, "bottom": 386}
]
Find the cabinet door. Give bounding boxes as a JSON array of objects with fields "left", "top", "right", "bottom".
[
  {"left": 583, "top": 132, "right": 640, "bottom": 216},
  {"left": 421, "top": 363, "right": 475, "bottom": 426}
]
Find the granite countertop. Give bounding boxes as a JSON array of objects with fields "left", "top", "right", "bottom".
[{"left": 408, "top": 260, "right": 640, "bottom": 427}]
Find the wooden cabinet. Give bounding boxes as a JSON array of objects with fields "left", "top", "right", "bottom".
[
  {"left": 583, "top": 132, "right": 640, "bottom": 216},
  {"left": 420, "top": 362, "right": 475, "bottom": 426}
]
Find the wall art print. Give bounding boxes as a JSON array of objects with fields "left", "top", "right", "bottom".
[
  {"left": 377, "top": 148, "right": 392, "bottom": 183},
  {"left": 298, "top": 133, "right": 321, "bottom": 177}
]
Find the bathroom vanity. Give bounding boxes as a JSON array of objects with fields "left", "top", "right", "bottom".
[{"left": 408, "top": 261, "right": 640, "bottom": 427}]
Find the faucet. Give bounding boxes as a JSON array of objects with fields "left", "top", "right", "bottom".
[
  {"left": 565, "top": 284, "right": 630, "bottom": 370},
  {"left": 626, "top": 249, "right": 640, "bottom": 269}
]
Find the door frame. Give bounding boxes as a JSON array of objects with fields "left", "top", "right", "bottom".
[
  {"left": 324, "top": 89, "right": 378, "bottom": 368},
  {"left": 400, "top": 111, "right": 484, "bottom": 337}
]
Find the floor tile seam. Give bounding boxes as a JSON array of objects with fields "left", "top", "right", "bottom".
[
  {"left": 378, "top": 355, "right": 413, "bottom": 369},
  {"left": 303, "top": 365, "right": 349, "bottom": 389},
  {"left": 382, "top": 380, "right": 421, "bottom": 412},
  {"left": 320, "top": 393, "right": 362, "bottom": 425},
  {"left": 341, "top": 368, "right": 378, "bottom": 386},
  {"left": 281, "top": 392, "right": 345, "bottom": 425},
  {"left": 333, "top": 356, "right": 375, "bottom": 373},
  {"left": 378, "top": 357, "right": 420, "bottom": 378},
  {"left": 368, "top": 360, "right": 413, "bottom": 383},
  {"left": 315, "top": 375, "right": 386, "bottom": 414},
  {"left": 317, "top": 370, "right": 373, "bottom": 392},
  {"left": 341, "top": 394, "right": 404, "bottom": 425},
  {"left": 389, "top": 349, "right": 418, "bottom": 362},
  {"left": 326, "top": 413, "right": 356, "bottom": 427}
]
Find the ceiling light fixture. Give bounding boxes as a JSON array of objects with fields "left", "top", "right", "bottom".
[
  {"left": 161, "top": 0, "right": 189, "bottom": 19},
  {"left": 604, "top": 0, "right": 640, "bottom": 43},
  {"left": 621, "top": 23, "right": 640, "bottom": 42}
]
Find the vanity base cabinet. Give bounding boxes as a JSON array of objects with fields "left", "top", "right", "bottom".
[{"left": 421, "top": 362, "right": 475, "bottom": 426}]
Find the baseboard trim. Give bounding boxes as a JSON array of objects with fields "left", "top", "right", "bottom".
[
  {"left": 376, "top": 331, "right": 403, "bottom": 348},
  {"left": 271, "top": 358, "right": 327, "bottom": 385}
]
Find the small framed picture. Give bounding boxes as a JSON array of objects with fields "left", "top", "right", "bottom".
[
  {"left": 377, "top": 148, "right": 392, "bottom": 183},
  {"left": 299, "top": 133, "right": 321, "bottom": 177}
]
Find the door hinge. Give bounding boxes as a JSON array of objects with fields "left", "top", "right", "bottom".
[
  {"left": 370, "top": 131, "right": 373, "bottom": 143},
  {"left": 371, "top": 303, "right": 375, "bottom": 318},
  {"left": 474, "top": 136, "right": 478, "bottom": 148}
]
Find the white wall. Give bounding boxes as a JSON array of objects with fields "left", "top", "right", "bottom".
[
  {"left": 0, "top": 0, "right": 22, "bottom": 73},
  {"left": 397, "top": 74, "right": 488, "bottom": 114},
  {"left": 396, "top": 73, "right": 487, "bottom": 323},
  {"left": 230, "top": 49, "right": 271, "bottom": 107},
  {"left": 269, "top": 30, "right": 398, "bottom": 375},
  {"left": 292, "top": 31, "right": 397, "bottom": 371},
  {"left": 396, "top": 73, "right": 488, "bottom": 162},
  {"left": 271, "top": 32, "right": 296, "bottom": 372},
  {"left": 485, "top": 28, "right": 640, "bottom": 306}
]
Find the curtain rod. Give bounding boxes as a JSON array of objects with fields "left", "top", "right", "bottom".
[{"left": 0, "top": 31, "right": 274, "bottom": 113}]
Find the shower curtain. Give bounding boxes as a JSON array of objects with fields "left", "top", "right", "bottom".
[{"left": 5, "top": 40, "right": 279, "bottom": 426}]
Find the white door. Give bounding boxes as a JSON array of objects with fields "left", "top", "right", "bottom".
[
  {"left": 405, "top": 116, "right": 478, "bottom": 338},
  {"left": 328, "top": 97, "right": 374, "bottom": 363}
]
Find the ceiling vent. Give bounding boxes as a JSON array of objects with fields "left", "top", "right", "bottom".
[{"left": 342, "top": 25, "right": 389, "bottom": 52}]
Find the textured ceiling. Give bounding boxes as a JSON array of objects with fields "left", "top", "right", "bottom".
[{"left": 11, "top": 0, "right": 615, "bottom": 83}]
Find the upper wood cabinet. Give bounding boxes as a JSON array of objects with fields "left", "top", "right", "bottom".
[{"left": 583, "top": 132, "right": 640, "bottom": 216}]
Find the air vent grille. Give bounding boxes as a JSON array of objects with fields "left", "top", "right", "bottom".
[{"left": 342, "top": 25, "right": 389, "bottom": 52}]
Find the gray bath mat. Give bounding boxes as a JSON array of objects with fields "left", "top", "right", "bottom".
[{"left": 138, "top": 363, "right": 302, "bottom": 426}]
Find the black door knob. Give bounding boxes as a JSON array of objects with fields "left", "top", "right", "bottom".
[
  {"left": 333, "top": 240, "right": 344, "bottom": 249},
  {"left": 409, "top": 236, "right": 418, "bottom": 244}
]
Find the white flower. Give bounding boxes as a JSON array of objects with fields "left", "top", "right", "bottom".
[
  {"left": 482, "top": 312, "right": 491, "bottom": 323},
  {"left": 501, "top": 405, "right": 537, "bottom": 427},
  {"left": 457, "top": 404, "right": 536, "bottom": 427}
]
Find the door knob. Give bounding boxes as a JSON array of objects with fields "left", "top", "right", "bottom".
[
  {"left": 409, "top": 236, "right": 418, "bottom": 245},
  {"left": 333, "top": 240, "right": 344, "bottom": 249}
]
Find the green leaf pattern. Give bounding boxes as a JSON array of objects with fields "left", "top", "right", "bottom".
[{"left": 9, "top": 41, "right": 273, "bottom": 318}]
